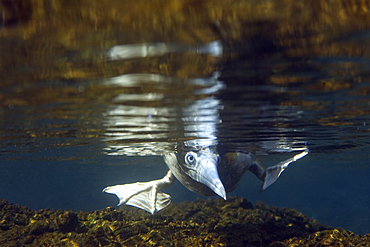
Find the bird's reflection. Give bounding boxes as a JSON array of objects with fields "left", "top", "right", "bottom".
[{"left": 101, "top": 41, "right": 308, "bottom": 214}]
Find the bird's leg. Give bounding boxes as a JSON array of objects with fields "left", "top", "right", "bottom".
[
  {"left": 103, "top": 170, "right": 175, "bottom": 214},
  {"left": 248, "top": 150, "right": 309, "bottom": 194}
]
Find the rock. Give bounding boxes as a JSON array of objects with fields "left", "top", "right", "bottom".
[
  {"left": 56, "top": 211, "right": 78, "bottom": 233},
  {"left": 0, "top": 197, "right": 368, "bottom": 246}
]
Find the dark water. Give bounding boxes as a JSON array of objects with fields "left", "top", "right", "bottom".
[{"left": 1, "top": 0, "right": 370, "bottom": 236}]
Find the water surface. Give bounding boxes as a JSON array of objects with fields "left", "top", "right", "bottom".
[{"left": 0, "top": 0, "right": 369, "bottom": 235}]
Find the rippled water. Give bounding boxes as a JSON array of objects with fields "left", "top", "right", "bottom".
[{"left": 1, "top": 0, "right": 370, "bottom": 235}]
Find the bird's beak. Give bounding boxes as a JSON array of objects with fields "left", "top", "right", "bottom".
[{"left": 188, "top": 150, "right": 226, "bottom": 200}]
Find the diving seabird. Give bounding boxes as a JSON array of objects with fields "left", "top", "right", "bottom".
[{"left": 103, "top": 144, "right": 308, "bottom": 214}]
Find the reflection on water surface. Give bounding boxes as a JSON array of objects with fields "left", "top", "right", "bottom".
[{"left": 0, "top": 0, "right": 369, "bottom": 235}]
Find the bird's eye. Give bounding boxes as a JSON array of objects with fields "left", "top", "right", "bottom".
[{"left": 185, "top": 152, "right": 196, "bottom": 166}]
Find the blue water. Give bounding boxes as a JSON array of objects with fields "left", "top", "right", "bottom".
[
  {"left": 0, "top": 144, "right": 369, "bottom": 234},
  {"left": 1, "top": 33, "right": 370, "bottom": 235}
]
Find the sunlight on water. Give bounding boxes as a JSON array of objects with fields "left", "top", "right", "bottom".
[{"left": 0, "top": 0, "right": 369, "bottom": 235}]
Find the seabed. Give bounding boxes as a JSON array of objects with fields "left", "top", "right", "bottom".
[
  {"left": 1, "top": 1, "right": 370, "bottom": 246},
  {"left": 0, "top": 197, "right": 369, "bottom": 246}
]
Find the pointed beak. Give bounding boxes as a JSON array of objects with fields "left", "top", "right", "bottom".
[{"left": 188, "top": 151, "right": 226, "bottom": 200}]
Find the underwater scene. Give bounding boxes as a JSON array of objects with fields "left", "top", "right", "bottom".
[{"left": 0, "top": 0, "right": 370, "bottom": 246}]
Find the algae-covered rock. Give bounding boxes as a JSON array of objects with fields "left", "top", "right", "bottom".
[
  {"left": 280, "top": 229, "right": 370, "bottom": 247},
  {"left": 1, "top": 197, "right": 367, "bottom": 246},
  {"left": 56, "top": 211, "right": 79, "bottom": 233}
]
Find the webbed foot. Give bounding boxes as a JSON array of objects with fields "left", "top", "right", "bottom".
[
  {"left": 103, "top": 170, "right": 175, "bottom": 214},
  {"left": 260, "top": 150, "right": 309, "bottom": 193}
]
